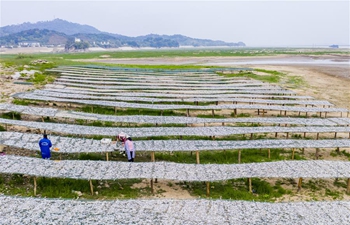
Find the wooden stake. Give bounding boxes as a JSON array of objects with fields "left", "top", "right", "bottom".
[
  {"left": 186, "top": 109, "right": 189, "bottom": 117},
  {"left": 41, "top": 116, "right": 44, "bottom": 122},
  {"left": 250, "top": 133, "right": 253, "bottom": 140},
  {"left": 206, "top": 182, "right": 210, "bottom": 197},
  {"left": 297, "top": 178, "right": 303, "bottom": 192},
  {"left": 291, "top": 148, "right": 295, "bottom": 160},
  {"left": 286, "top": 132, "right": 289, "bottom": 139},
  {"left": 315, "top": 148, "right": 319, "bottom": 160},
  {"left": 234, "top": 109, "right": 237, "bottom": 117},
  {"left": 238, "top": 150, "right": 241, "bottom": 163},
  {"left": 248, "top": 178, "right": 252, "bottom": 193},
  {"left": 33, "top": 177, "right": 37, "bottom": 196},
  {"left": 346, "top": 178, "right": 350, "bottom": 194},
  {"left": 196, "top": 151, "right": 200, "bottom": 164},
  {"left": 212, "top": 109, "right": 214, "bottom": 117},
  {"left": 151, "top": 151, "right": 155, "bottom": 162},
  {"left": 106, "top": 152, "right": 109, "bottom": 161},
  {"left": 334, "top": 132, "right": 337, "bottom": 138},
  {"left": 316, "top": 133, "right": 319, "bottom": 140},
  {"left": 151, "top": 179, "right": 154, "bottom": 195},
  {"left": 89, "top": 180, "right": 94, "bottom": 195}
]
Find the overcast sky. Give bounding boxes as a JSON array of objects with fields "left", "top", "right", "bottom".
[{"left": 0, "top": 0, "right": 349, "bottom": 47}]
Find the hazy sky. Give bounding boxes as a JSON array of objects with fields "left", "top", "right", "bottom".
[{"left": 0, "top": 0, "right": 349, "bottom": 47}]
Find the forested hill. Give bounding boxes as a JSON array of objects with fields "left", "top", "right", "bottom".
[
  {"left": 0, "top": 19, "right": 245, "bottom": 48},
  {"left": 0, "top": 19, "right": 101, "bottom": 36}
]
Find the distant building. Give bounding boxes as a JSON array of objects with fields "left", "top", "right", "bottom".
[
  {"left": 74, "top": 38, "right": 81, "bottom": 43},
  {"left": 329, "top": 45, "right": 339, "bottom": 48},
  {"left": 18, "top": 42, "right": 41, "bottom": 47}
]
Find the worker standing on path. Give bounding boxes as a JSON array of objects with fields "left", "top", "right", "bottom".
[
  {"left": 125, "top": 136, "right": 135, "bottom": 162},
  {"left": 39, "top": 134, "right": 52, "bottom": 159}
]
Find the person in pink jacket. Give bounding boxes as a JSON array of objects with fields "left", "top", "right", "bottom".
[{"left": 124, "top": 137, "right": 135, "bottom": 162}]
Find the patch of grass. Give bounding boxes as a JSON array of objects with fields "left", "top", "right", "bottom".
[
  {"left": 340, "top": 150, "right": 350, "bottom": 160},
  {"left": 80, "top": 105, "right": 186, "bottom": 117},
  {"left": 0, "top": 111, "right": 21, "bottom": 120},
  {"left": 333, "top": 179, "right": 347, "bottom": 189},
  {"left": 12, "top": 99, "right": 38, "bottom": 106},
  {"left": 0, "top": 174, "right": 149, "bottom": 199},
  {"left": 236, "top": 113, "right": 251, "bottom": 117},
  {"left": 285, "top": 75, "right": 305, "bottom": 88},
  {"left": 77, "top": 153, "right": 105, "bottom": 161},
  {"left": 27, "top": 72, "right": 55, "bottom": 85},
  {"left": 0, "top": 125, "right": 6, "bottom": 131},
  {"left": 218, "top": 70, "right": 282, "bottom": 83},
  {"left": 325, "top": 188, "right": 342, "bottom": 199},
  {"left": 155, "top": 149, "right": 302, "bottom": 164},
  {"left": 302, "top": 179, "right": 323, "bottom": 192},
  {"left": 183, "top": 178, "right": 286, "bottom": 201},
  {"left": 196, "top": 114, "right": 227, "bottom": 119}
]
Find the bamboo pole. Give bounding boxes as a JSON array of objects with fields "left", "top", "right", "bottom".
[
  {"left": 297, "top": 178, "right": 303, "bottom": 192},
  {"left": 151, "top": 179, "right": 154, "bottom": 195},
  {"left": 151, "top": 151, "right": 155, "bottom": 162},
  {"left": 238, "top": 150, "right": 241, "bottom": 163},
  {"left": 206, "top": 182, "right": 210, "bottom": 197},
  {"left": 196, "top": 151, "right": 200, "bottom": 164},
  {"left": 89, "top": 180, "right": 94, "bottom": 195},
  {"left": 33, "top": 177, "right": 37, "bottom": 196},
  {"left": 248, "top": 178, "right": 252, "bottom": 193}
]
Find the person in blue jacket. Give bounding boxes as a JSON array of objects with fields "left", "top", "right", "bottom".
[{"left": 39, "top": 134, "right": 52, "bottom": 159}]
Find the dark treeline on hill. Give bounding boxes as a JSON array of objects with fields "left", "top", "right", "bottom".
[{"left": 0, "top": 18, "right": 245, "bottom": 49}]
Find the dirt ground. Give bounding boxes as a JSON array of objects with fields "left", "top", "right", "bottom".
[{"left": 1, "top": 54, "right": 350, "bottom": 201}]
